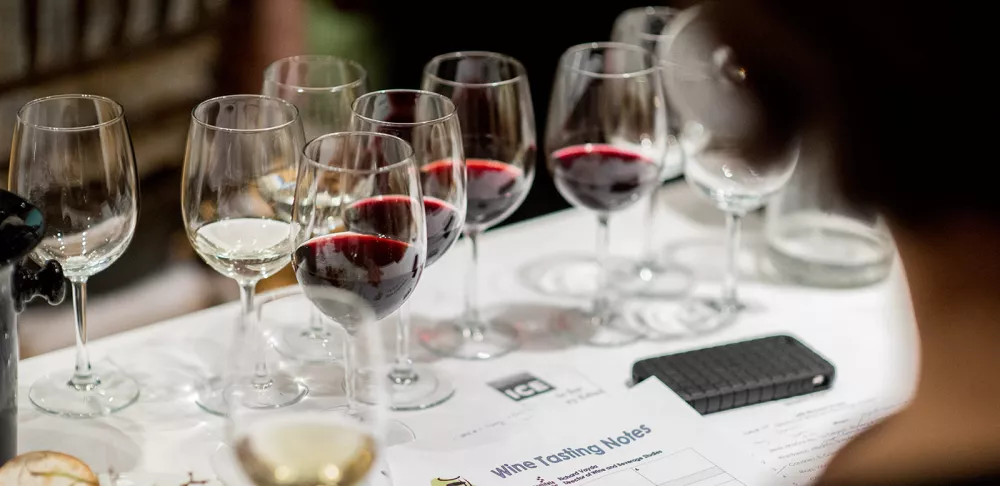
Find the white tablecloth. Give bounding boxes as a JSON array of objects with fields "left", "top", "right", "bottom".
[{"left": 15, "top": 183, "right": 920, "bottom": 482}]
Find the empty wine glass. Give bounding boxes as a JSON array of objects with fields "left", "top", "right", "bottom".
[
  {"left": 546, "top": 43, "right": 669, "bottom": 346},
  {"left": 291, "top": 131, "right": 425, "bottom": 444},
  {"left": 9, "top": 94, "right": 140, "bottom": 418},
  {"left": 612, "top": 7, "right": 691, "bottom": 290},
  {"left": 263, "top": 55, "right": 368, "bottom": 141},
  {"left": 225, "top": 287, "right": 392, "bottom": 486},
  {"left": 182, "top": 95, "right": 308, "bottom": 415},
  {"left": 350, "top": 90, "right": 466, "bottom": 410},
  {"left": 662, "top": 6, "right": 799, "bottom": 330},
  {"left": 261, "top": 55, "right": 368, "bottom": 363},
  {"left": 420, "top": 51, "right": 536, "bottom": 360}
]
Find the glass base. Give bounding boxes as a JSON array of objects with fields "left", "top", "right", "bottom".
[
  {"left": 196, "top": 373, "right": 307, "bottom": 416},
  {"left": 384, "top": 363, "right": 455, "bottom": 411},
  {"left": 29, "top": 365, "right": 140, "bottom": 418},
  {"left": 384, "top": 418, "right": 417, "bottom": 446},
  {"left": 677, "top": 297, "right": 744, "bottom": 332},
  {"left": 324, "top": 405, "right": 416, "bottom": 446},
  {"left": 562, "top": 308, "right": 644, "bottom": 347},
  {"left": 269, "top": 325, "right": 344, "bottom": 364},
  {"left": 419, "top": 320, "right": 520, "bottom": 360},
  {"left": 615, "top": 259, "right": 694, "bottom": 298}
]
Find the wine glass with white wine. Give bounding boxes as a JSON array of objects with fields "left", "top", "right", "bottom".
[
  {"left": 181, "top": 94, "right": 308, "bottom": 415},
  {"left": 226, "top": 287, "right": 391, "bottom": 486}
]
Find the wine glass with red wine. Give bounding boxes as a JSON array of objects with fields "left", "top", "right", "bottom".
[
  {"left": 545, "top": 42, "right": 670, "bottom": 346},
  {"left": 420, "top": 51, "right": 536, "bottom": 360},
  {"left": 291, "top": 131, "right": 425, "bottom": 444},
  {"left": 350, "top": 90, "right": 466, "bottom": 411},
  {"left": 261, "top": 55, "right": 368, "bottom": 364}
]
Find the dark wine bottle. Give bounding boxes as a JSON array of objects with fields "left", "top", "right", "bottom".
[
  {"left": 0, "top": 189, "right": 68, "bottom": 465},
  {"left": 1, "top": 265, "right": 19, "bottom": 465}
]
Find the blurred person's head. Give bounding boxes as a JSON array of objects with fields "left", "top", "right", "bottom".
[{"left": 702, "top": 0, "right": 994, "bottom": 233}]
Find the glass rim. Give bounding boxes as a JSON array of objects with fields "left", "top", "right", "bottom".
[
  {"left": 263, "top": 55, "right": 368, "bottom": 93},
  {"left": 301, "top": 130, "right": 416, "bottom": 175},
  {"left": 16, "top": 94, "right": 125, "bottom": 132},
  {"left": 422, "top": 51, "right": 528, "bottom": 88},
  {"left": 191, "top": 94, "right": 301, "bottom": 133},
  {"left": 561, "top": 42, "right": 661, "bottom": 79},
  {"left": 351, "top": 89, "right": 458, "bottom": 128}
]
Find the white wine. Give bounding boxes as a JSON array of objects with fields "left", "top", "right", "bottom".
[
  {"left": 193, "top": 218, "right": 293, "bottom": 282},
  {"left": 234, "top": 416, "right": 377, "bottom": 486}
]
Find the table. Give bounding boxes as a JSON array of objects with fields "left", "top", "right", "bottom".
[{"left": 15, "top": 183, "right": 920, "bottom": 483}]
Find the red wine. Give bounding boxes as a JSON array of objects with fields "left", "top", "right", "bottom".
[
  {"left": 294, "top": 233, "right": 422, "bottom": 320},
  {"left": 422, "top": 197, "right": 461, "bottom": 266},
  {"left": 423, "top": 159, "right": 528, "bottom": 230},
  {"left": 551, "top": 144, "right": 660, "bottom": 212},
  {"left": 345, "top": 195, "right": 460, "bottom": 267}
]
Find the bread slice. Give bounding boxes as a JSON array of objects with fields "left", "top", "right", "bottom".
[{"left": 0, "top": 451, "right": 98, "bottom": 485}]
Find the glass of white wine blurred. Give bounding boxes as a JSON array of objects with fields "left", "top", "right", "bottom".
[
  {"left": 181, "top": 94, "right": 308, "bottom": 414},
  {"left": 9, "top": 94, "right": 140, "bottom": 418},
  {"left": 660, "top": 6, "right": 799, "bottom": 331},
  {"left": 224, "top": 286, "right": 392, "bottom": 486},
  {"left": 261, "top": 55, "right": 368, "bottom": 363}
]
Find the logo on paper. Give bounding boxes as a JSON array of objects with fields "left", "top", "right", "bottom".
[
  {"left": 488, "top": 372, "right": 555, "bottom": 402},
  {"left": 430, "top": 477, "right": 474, "bottom": 486}
]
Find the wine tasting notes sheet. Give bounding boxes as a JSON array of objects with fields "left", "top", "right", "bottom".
[
  {"left": 389, "top": 379, "right": 775, "bottom": 486},
  {"left": 710, "top": 385, "right": 908, "bottom": 486}
]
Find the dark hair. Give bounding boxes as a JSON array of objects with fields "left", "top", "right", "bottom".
[{"left": 704, "top": 0, "right": 995, "bottom": 229}]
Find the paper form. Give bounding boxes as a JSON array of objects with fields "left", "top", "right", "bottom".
[
  {"left": 388, "top": 379, "right": 775, "bottom": 486},
  {"left": 710, "top": 390, "right": 908, "bottom": 485}
]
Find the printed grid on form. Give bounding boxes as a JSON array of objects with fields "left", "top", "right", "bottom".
[{"left": 582, "top": 449, "right": 746, "bottom": 486}]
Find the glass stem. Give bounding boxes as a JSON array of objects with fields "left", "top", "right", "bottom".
[
  {"left": 594, "top": 214, "right": 612, "bottom": 327},
  {"left": 69, "top": 278, "right": 97, "bottom": 390},
  {"left": 462, "top": 230, "right": 484, "bottom": 339},
  {"left": 306, "top": 307, "right": 326, "bottom": 337},
  {"left": 344, "top": 331, "right": 359, "bottom": 415},
  {"left": 722, "top": 211, "right": 744, "bottom": 307},
  {"left": 389, "top": 301, "right": 416, "bottom": 385},
  {"left": 239, "top": 282, "right": 271, "bottom": 388},
  {"left": 641, "top": 189, "right": 659, "bottom": 268}
]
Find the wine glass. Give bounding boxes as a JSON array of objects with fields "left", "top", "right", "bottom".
[
  {"left": 545, "top": 42, "right": 669, "bottom": 346},
  {"left": 420, "top": 51, "right": 536, "bottom": 360},
  {"left": 8, "top": 94, "right": 140, "bottom": 418},
  {"left": 612, "top": 7, "right": 691, "bottom": 290},
  {"left": 182, "top": 95, "right": 308, "bottom": 415},
  {"left": 350, "top": 90, "right": 465, "bottom": 410},
  {"left": 263, "top": 55, "right": 367, "bottom": 141},
  {"left": 662, "top": 6, "right": 799, "bottom": 330},
  {"left": 225, "top": 287, "right": 393, "bottom": 486},
  {"left": 291, "top": 131, "right": 425, "bottom": 443},
  {"left": 262, "top": 55, "right": 368, "bottom": 363}
]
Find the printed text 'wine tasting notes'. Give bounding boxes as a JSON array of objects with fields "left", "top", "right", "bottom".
[{"left": 389, "top": 378, "right": 775, "bottom": 486}]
